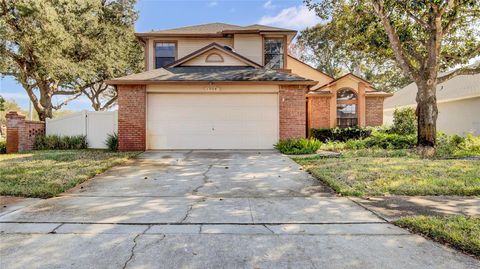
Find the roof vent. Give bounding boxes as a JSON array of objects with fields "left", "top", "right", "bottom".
[{"left": 223, "top": 45, "right": 234, "bottom": 52}]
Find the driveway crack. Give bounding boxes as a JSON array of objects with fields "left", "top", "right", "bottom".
[
  {"left": 263, "top": 224, "right": 274, "bottom": 234},
  {"left": 247, "top": 198, "right": 255, "bottom": 224},
  {"left": 179, "top": 163, "right": 213, "bottom": 223},
  {"left": 122, "top": 225, "right": 152, "bottom": 269},
  {"left": 192, "top": 164, "right": 213, "bottom": 194}
]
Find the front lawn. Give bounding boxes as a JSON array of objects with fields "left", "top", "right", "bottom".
[
  {"left": 0, "top": 150, "right": 139, "bottom": 198},
  {"left": 295, "top": 156, "right": 480, "bottom": 196},
  {"left": 395, "top": 216, "right": 480, "bottom": 257}
]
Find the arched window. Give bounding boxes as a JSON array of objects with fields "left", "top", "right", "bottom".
[
  {"left": 206, "top": 53, "right": 224, "bottom": 63},
  {"left": 336, "top": 88, "right": 358, "bottom": 128}
]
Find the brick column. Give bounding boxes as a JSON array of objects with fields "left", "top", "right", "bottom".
[
  {"left": 308, "top": 95, "right": 331, "bottom": 129},
  {"left": 6, "top": 112, "right": 45, "bottom": 153},
  {"left": 5, "top": 112, "right": 25, "bottom": 153},
  {"left": 279, "top": 85, "right": 308, "bottom": 139},
  {"left": 117, "top": 84, "right": 146, "bottom": 151},
  {"left": 357, "top": 82, "right": 366, "bottom": 127},
  {"left": 365, "top": 97, "right": 385, "bottom": 126}
]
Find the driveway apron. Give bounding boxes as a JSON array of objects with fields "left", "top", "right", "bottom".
[{"left": 1, "top": 151, "right": 478, "bottom": 269}]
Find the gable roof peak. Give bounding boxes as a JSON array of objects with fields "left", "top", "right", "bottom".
[{"left": 164, "top": 42, "right": 262, "bottom": 68}]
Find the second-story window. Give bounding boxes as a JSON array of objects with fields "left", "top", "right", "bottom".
[
  {"left": 155, "top": 42, "right": 176, "bottom": 68},
  {"left": 264, "top": 38, "right": 284, "bottom": 69}
]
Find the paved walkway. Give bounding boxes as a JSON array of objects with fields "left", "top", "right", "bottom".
[{"left": 0, "top": 151, "right": 478, "bottom": 268}]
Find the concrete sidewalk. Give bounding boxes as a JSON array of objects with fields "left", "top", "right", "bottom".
[{"left": 1, "top": 151, "right": 478, "bottom": 268}]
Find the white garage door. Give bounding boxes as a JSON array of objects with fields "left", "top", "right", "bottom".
[{"left": 147, "top": 93, "right": 279, "bottom": 149}]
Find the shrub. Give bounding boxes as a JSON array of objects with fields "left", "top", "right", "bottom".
[
  {"left": 275, "top": 138, "right": 321, "bottom": 155},
  {"left": 0, "top": 140, "right": 6, "bottom": 154},
  {"left": 35, "top": 135, "right": 88, "bottom": 150},
  {"left": 391, "top": 107, "right": 417, "bottom": 135},
  {"left": 460, "top": 134, "right": 480, "bottom": 155},
  {"left": 436, "top": 133, "right": 480, "bottom": 158},
  {"left": 363, "top": 132, "right": 417, "bottom": 149},
  {"left": 105, "top": 133, "right": 118, "bottom": 151},
  {"left": 310, "top": 127, "right": 372, "bottom": 142}
]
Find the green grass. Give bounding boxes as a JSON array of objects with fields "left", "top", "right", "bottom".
[
  {"left": 395, "top": 216, "right": 480, "bottom": 257},
  {"left": 295, "top": 156, "right": 480, "bottom": 196},
  {"left": 0, "top": 150, "right": 139, "bottom": 198}
]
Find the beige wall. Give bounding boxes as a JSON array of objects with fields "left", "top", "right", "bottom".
[
  {"left": 182, "top": 49, "right": 248, "bottom": 66},
  {"left": 384, "top": 97, "right": 480, "bottom": 136},
  {"left": 287, "top": 56, "right": 333, "bottom": 87},
  {"left": 144, "top": 34, "right": 291, "bottom": 70},
  {"left": 146, "top": 37, "right": 234, "bottom": 70},
  {"left": 233, "top": 34, "right": 263, "bottom": 65}
]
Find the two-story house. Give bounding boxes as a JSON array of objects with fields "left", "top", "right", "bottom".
[{"left": 107, "top": 23, "right": 392, "bottom": 151}]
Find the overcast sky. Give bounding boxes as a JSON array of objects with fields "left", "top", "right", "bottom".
[{"left": 0, "top": 0, "right": 320, "bottom": 111}]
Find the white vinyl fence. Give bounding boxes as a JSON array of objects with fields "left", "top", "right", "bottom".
[{"left": 46, "top": 111, "right": 118, "bottom": 149}]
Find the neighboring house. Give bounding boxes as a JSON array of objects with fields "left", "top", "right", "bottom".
[
  {"left": 384, "top": 72, "right": 480, "bottom": 136},
  {"left": 106, "top": 23, "right": 392, "bottom": 150}
]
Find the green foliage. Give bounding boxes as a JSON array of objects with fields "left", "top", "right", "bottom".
[
  {"left": 105, "top": 133, "right": 118, "bottom": 152},
  {"left": 34, "top": 135, "right": 88, "bottom": 150},
  {"left": 275, "top": 138, "right": 321, "bottom": 155},
  {"left": 297, "top": 157, "right": 480, "bottom": 196},
  {"left": 436, "top": 133, "right": 480, "bottom": 158},
  {"left": 304, "top": 0, "right": 480, "bottom": 148},
  {"left": 0, "top": 0, "right": 142, "bottom": 119},
  {"left": 298, "top": 20, "right": 411, "bottom": 91},
  {"left": 304, "top": 0, "right": 480, "bottom": 75},
  {"left": 0, "top": 140, "right": 6, "bottom": 154},
  {"left": 395, "top": 216, "right": 480, "bottom": 257},
  {"left": 362, "top": 132, "right": 417, "bottom": 149},
  {"left": 0, "top": 96, "right": 5, "bottom": 111},
  {"left": 392, "top": 107, "right": 417, "bottom": 135},
  {"left": 310, "top": 127, "right": 372, "bottom": 142},
  {"left": 0, "top": 150, "right": 138, "bottom": 198}
]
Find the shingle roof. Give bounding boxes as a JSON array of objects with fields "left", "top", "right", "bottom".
[
  {"left": 106, "top": 66, "right": 316, "bottom": 85},
  {"left": 137, "top": 22, "right": 296, "bottom": 35},
  {"left": 384, "top": 72, "right": 480, "bottom": 109}
]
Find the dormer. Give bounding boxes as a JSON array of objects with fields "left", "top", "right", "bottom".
[{"left": 135, "top": 23, "right": 296, "bottom": 71}]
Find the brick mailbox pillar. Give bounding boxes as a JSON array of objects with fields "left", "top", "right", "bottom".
[{"left": 6, "top": 112, "right": 45, "bottom": 153}]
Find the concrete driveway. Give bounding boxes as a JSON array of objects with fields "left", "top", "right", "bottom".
[{"left": 0, "top": 151, "right": 478, "bottom": 268}]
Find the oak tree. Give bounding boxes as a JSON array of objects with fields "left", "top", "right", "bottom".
[
  {"left": 0, "top": 0, "right": 142, "bottom": 119},
  {"left": 305, "top": 0, "right": 480, "bottom": 155}
]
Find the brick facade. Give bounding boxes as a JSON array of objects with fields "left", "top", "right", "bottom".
[
  {"left": 6, "top": 112, "right": 45, "bottom": 153},
  {"left": 279, "top": 85, "right": 308, "bottom": 139},
  {"left": 118, "top": 85, "right": 146, "bottom": 151},
  {"left": 113, "top": 83, "right": 385, "bottom": 150},
  {"left": 307, "top": 95, "right": 386, "bottom": 130},
  {"left": 365, "top": 97, "right": 384, "bottom": 126},
  {"left": 308, "top": 96, "right": 330, "bottom": 129}
]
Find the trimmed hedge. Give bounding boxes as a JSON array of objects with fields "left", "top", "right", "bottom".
[
  {"left": 310, "top": 127, "right": 372, "bottom": 142},
  {"left": 35, "top": 135, "right": 88, "bottom": 150}
]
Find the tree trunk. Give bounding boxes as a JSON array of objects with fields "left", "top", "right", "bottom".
[
  {"left": 415, "top": 81, "right": 438, "bottom": 157},
  {"left": 36, "top": 85, "right": 54, "bottom": 121}
]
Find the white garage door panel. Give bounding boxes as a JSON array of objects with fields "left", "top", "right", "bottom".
[{"left": 147, "top": 93, "right": 279, "bottom": 149}]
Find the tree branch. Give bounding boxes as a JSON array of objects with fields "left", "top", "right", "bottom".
[
  {"left": 370, "top": 0, "right": 419, "bottom": 82},
  {"left": 437, "top": 65, "right": 480, "bottom": 84},
  {"left": 100, "top": 95, "right": 117, "bottom": 111},
  {"left": 404, "top": 8, "right": 430, "bottom": 29},
  {"left": 52, "top": 92, "right": 82, "bottom": 110}
]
